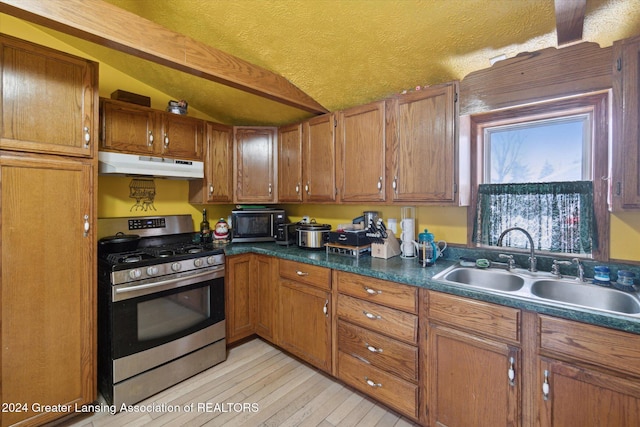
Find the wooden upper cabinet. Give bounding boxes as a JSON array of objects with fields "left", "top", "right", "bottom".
[
  {"left": 234, "top": 126, "right": 277, "bottom": 203},
  {"left": 100, "top": 98, "right": 156, "bottom": 155},
  {"left": 0, "top": 34, "right": 97, "bottom": 158},
  {"left": 387, "top": 82, "right": 459, "bottom": 204},
  {"left": 612, "top": 35, "right": 640, "bottom": 210},
  {"left": 189, "top": 122, "right": 233, "bottom": 203},
  {"left": 100, "top": 98, "right": 202, "bottom": 161},
  {"left": 160, "top": 112, "right": 204, "bottom": 160},
  {"left": 337, "top": 100, "right": 386, "bottom": 202},
  {"left": 278, "top": 123, "right": 303, "bottom": 202},
  {"left": 303, "top": 113, "right": 337, "bottom": 202}
]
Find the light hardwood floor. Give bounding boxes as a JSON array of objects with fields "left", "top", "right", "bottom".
[{"left": 59, "top": 338, "right": 420, "bottom": 427}]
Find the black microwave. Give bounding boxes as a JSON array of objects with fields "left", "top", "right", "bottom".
[{"left": 230, "top": 209, "right": 287, "bottom": 243}]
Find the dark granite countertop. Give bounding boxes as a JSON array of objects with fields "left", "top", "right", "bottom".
[{"left": 224, "top": 242, "right": 640, "bottom": 335}]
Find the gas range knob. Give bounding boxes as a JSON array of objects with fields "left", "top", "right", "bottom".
[
  {"left": 207, "top": 256, "right": 217, "bottom": 265},
  {"left": 194, "top": 258, "right": 204, "bottom": 267},
  {"left": 171, "top": 262, "right": 182, "bottom": 272},
  {"left": 129, "top": 269, "right": 142, "bottom": 280},
  {"left": 146, "top": 266, "right": 159, "bottom": 276}
]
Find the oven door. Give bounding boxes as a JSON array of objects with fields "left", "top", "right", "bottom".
[{"left": 110, "top": 268, "right": 224, "bottom": 359}]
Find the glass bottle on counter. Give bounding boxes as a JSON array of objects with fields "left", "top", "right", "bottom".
[{"left": 200, "top": 209, "right": 211, "bottom": 243}]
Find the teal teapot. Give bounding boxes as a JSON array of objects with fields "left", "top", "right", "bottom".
[{"left": 415, "top": 229, "right": 447, "bottom": 267}]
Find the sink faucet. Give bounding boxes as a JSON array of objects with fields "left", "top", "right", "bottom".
[
  {"left": 551, "top": 260, "right": 572, "bottom": 278},
  {"left": 497, "top": 227, "right": 537, "bottom": 272},
  {"left": 572, "top": 258, "right": 586, "bottom": 282}
]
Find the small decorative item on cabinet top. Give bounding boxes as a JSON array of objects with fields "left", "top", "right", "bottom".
[
  {"left": 167, "top": 99, "right": 188, "bottom": 115},
  {"left": 110, "top": 89, "right": 151, "bottom": 107}
]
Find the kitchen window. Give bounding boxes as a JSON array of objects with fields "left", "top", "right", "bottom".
[{"left": 468, "top": 91, "right": 610, "bottom": 260}]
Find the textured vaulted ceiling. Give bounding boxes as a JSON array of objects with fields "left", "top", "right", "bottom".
[{"left": 17, "top": 0, "right": 640, "bottom": 125}]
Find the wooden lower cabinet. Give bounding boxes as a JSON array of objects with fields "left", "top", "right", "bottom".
[
  {"left": 338, "top": 351, "right": 418, "bottom": 418},
  {"left": 278, "top": 260, "right": 332, "bottom": 373},
  {"left": 0, "top": 152, "right": 96, "bottom": 427},
  {"left": 225, "top": 260, "right": 640, "bottom": 426},
  {"left": 225, "top": 254, "right": 255, "bottom": 344},
  {"left": 536, "top": 315, "right": 640, "bottom": 427},
  {"left": 427, "top": 324, "right": 521, "bottom": 427},
  {"left": 279, "top": 280, "right": 332, "bottom": 372},
  {"left": 426, "top": 291, "right": 521, "bottom": 427},
  {"left": 537, "top": 358, "right": 640, "bottom": 426},
  {"left": 335, "top": 271, "right": 419, "bottom": 421},
  {"left": 254, "top": 255, "right": 278, "bottom": 342}
]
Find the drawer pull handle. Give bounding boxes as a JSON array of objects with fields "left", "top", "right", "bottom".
[
  {"left": 364, "top": 286, "right": 382, "bottom": 295},
  {"left": 364, "top": 377, "right": 382, "bottom": 388},
  {"left": 542, "top": 370, "right": 550, "bottom": 400},
  {"left": 323, "top": 299, "right": 329, "bottom": 317},
  {"left": 296, "top": 271, "right": 309, "bottom": 276},
  {"left": 365, "top": 343, "right": 383, "bottom": 353},
  {"left": 363, "top": 310, "right": 381, "bottom": 320},
  {"left": 508, "top": 357, "right": 515, "bottom": 387}
]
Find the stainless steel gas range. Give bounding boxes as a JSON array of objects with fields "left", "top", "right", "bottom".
[{"left": 97, "top": 215, "right": 226, "bottom": 407}]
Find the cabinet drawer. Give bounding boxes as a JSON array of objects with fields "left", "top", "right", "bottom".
[
  {"left": 338, "top": 351, "right": 418, "bottom": 420},
  {"left": 338, "top": 294, "right": 418, "bottom": 344},
  {"left": 338, "top": 320, "right": 418, "bottom": 382},
  {"left": 336, "top": 271, "right": 417, "bottom": 313},
  {"left": 279, "top": 259, "right": 331, "bottom": 290},
  {"left": 539, "top": 315, "right": 640, "bottom": 377},
  {"left": 429, "top": 291, "right": 520, "bottom": 343}
]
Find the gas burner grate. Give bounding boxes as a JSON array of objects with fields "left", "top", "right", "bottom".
[{"left": 106, "top": 251, "right": 156, "bottom": 265}]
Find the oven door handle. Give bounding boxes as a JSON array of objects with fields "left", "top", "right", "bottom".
[{"left": 113, "top": 266, "right": 224, "bottom": 301}]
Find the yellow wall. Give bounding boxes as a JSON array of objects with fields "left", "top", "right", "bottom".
[
  {"left": 97, "top": 176, "right": 232, "bottom": 238},
  {"left": 3, "top": 14, "right": 640, "bottom": 261}
]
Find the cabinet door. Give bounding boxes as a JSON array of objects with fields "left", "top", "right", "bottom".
[
  {"left": 100, "top": 98, "right": 156, "bottom": 155},
  {"left": 254, "top": 255, "right": 278, "bottom": 342},
  {"left": 428, "top": 324, "right": 520, "bottom": 427},
  {"left": 1, "top": 153, "right": 95, "bottom": 426},
  {"left": 537, "top": 358, "right": 640, "bottom": 427},
  {"left": 160, "top": 112, "right": 204, "bottom": 160},
  {"left": 278, "top": 123, "right": 303, "bottom": 202},
  {"left": 388, "top": 83, "right": 458, "bottom": 203},
  {"left": 303, "top": 114, "right": 336, "bottom": 202},
  {"left": 190, "top": 122, "right": 233, "bottom": 203},
  {"left": 279, "top": 279, "right": 331, "bottom": 372},
  {"left": 337, "top": 101, "right": 386, "bottom": 202},
  {"left": 225, "top": 254, "right": 255, "bottom": 344},
  {"left": 612, "top": 35, "right": 640, "bottom": 209},
  {"left": 1, "top": 35, "right": 97, "bottom": 158},
  {"left": 234, "top": 127, "right": 276, "bottom": 203}
]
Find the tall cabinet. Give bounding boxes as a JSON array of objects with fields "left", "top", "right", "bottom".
[{"left": 0, "top": 35, "right": 97, "bottom": 426}]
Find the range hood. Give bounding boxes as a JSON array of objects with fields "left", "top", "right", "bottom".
[{"left": 98, "top": 152, "right": 204, "bottom": 179}]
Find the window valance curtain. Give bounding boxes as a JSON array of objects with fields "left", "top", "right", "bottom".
[{"left": 472, "top": 181, "right": 596, "bottom": 254}]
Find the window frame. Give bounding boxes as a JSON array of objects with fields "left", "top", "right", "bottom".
[{"left": 467, "top": 91, "right": 611, "bottom": 261}]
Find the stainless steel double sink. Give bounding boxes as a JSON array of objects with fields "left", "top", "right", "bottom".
[{"left": 433, "top": 264, "right": 640, "bottom": 316}]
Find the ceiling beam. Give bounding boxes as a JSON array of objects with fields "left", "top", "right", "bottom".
[
  {"left": 0, "top": 0, "right": 328, "bottom": 115},
  {"left": 554, "top": 0, "right": 586, "bottom": 46}
]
